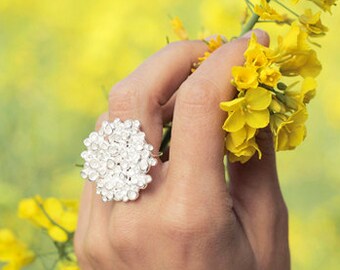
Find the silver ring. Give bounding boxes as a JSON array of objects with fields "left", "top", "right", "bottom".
[{"left": 80, "top": 118, "right": 158, "bottom": 202}]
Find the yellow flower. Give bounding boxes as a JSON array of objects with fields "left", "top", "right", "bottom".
[
  {"left": 171, "top": 16, "right": 188, "bottom": 40},
  {"left": 275, "top": 23, "right": 322, "bottom": 78},
  {"left": 308, "top": 0, "right": 338, "bottom": 13},
  {"left": 275, "top": 108, "right": 308, "bottom": 151},
  {"left": 0, "top": 229, "right": 35, "bottom": 270},
  {"left": 18, "top": 198, "right": 51, "bottom": 229},
  {"left": 286, "top": 77, "right": 317, "bottom": 104},
  {"left": 192, "top": 52, "right": 211, "bottom": 72},
  {"left": 254, "top": 0, "right": 285, "bottom": 21},
  {"left": 227, "top": 125, "right": 257, "bottom": 148},
  {"left": 301, "top": 77, "right": 317, "bottom": 103},
  {"left": 276, "top": 22, "right": 309, "bottom": 55},
  {"left": 232, "top": 66, "right": 259, "bottom": 90},
  {"left": 280, "top": 49, "right": 322, "bottom": 78},
  {"left": 220, "top": 87, "right": 272, "bottom": 132},
  {"left": 227, "top": 136, "right": 262, "bottom": 164},
  {"left": 259, "top": 67, "right": 281, "bottom": 87},
  {"left": 192, "top": 36, "right": 226, "bottom": 72},
  {"left": 18, "top": 196, "right": 78, "bottom": 244},
  {"left": 43, "top": 198, "right": 64, "bottom": 222},
  {"left": 58, "top": 260, "right": 80, "bottom": 270},
  {"left": 245, "top": 49, "right": 269, "bottom": 70},
  {"left": 48, "top": 225, "right": 68, "bottom": 243},
  {"left": 59, "top": 212, "right": 78, "bottom": 232},
  {"left": 299, "top": 9, "right": 328, "bottom": 36},
  {"left": 18, "top": 198, "right": 39, "bottom": 219},
  {"left": 244, "top": 33, "right": 272, "bottom": 69},
  {"left": 205, "top": 35, "right": 225, "bottom": 52}
]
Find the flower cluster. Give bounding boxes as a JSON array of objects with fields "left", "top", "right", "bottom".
[
  {"left": 8, "top": 196, "right": 80, "bottom": 269},
  {"left": 220, "top": 0, "right": 335, "bottom": 163},
  {"left": 1, "top": 199, "right": 80, "bottom": 270},
  {"left": 0, "top": 229, "right": 35, "bottom": 270},
  {"left": 171, "top": 0, "right": 336, "bottom": 163},
  {"left": 18, "top": 196, "right": 78, "bottom": 243}
]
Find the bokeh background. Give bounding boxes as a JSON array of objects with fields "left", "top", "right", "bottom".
[{"left": 1, "top": 0, "right": 339, "bottom": 269}]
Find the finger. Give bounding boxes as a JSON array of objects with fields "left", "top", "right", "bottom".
[
  {"left": 108, "top": 40, "right": 209, "bottom": 153},
  {"left": 228, "top": 127, "right": 286, "bottom": 221},
  {"left": 228, "top": 128, "right": 289, "bottom": 268},
  {"left": 228, "top": 127, "right": 282, "bottom": 203},
  {"left": 85, "top": 113, "right": 116, "bottom": 267},
  {"left": 168, "top": 30, "right": 270, "bottom": 197},
  {"left": 74, "top": 182, "right": 93, "bottom": 269}
]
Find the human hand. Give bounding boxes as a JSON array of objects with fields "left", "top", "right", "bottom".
[{"left": 74, "top": 29, "right": 290, "bottom": 270}]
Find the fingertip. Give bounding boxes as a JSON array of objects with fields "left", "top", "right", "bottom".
[{"left": 241, "top": 29, "right": 270, "bottom": 47}]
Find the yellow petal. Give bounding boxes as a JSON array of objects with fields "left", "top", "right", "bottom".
[
  {"left": 229, "top": 127, "right": 247, "bottom": 147},
  {"left": 220, "top": 97, "right": 245, "bottom": 112},
  {"left": 301, "top": 77, "right": 317, "bottom": 103},
  {"left": 289, "top": 125, "right": 307, "bottom": 147},
  {"left": 43, "top": 198, "right": 64, "bottom": 222},
  {"left": 245, "top": 87, "right": 272, "bottom": 110},
  {"left": 18, "top": 199, "right": 39, "bottom": 219},
  {"left": 48, "top": 226, "right": 68, "bottom": 243},
  {"left": 245, "top": 109, "right": 270, "bottom": 128},
  {"left": 59, "top": 212, "right": 78, "bottom": 232},
  {"left": 222, "top": 110, "right": 246, "bottom": 132}
]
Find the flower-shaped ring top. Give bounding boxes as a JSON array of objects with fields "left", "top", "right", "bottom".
[{"left": 80, "top": 119, "right": 158, "bottom": 202}]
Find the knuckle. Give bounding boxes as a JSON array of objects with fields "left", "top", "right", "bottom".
[
  {"left": 83, "top": 234, "right": 101, "bottom": 263},
  {"left": 83, "top": 227, "right": 108, "bottom": 264},
  {"left": 109, "top": 78, "right": 141, "bottom": 115},
  {"left": 177, "top": 77, "right": 221, "bottom": 114},
  {"left": 108, "top": 218, "right": 140, "bottom": 252},
  {"left": 160, "top": 204, "right": 224, "bottom": 241}
]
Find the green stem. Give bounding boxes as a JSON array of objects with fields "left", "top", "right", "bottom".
[
  {"left": 240, "top": 12, "right": 260, "bottom": 36},
  {"left": 240, "top": 0, "right": 271, "bottom": 35},
  {"left": 34, "top": 199, "right": 70, "bottom": 235},
  {"left": 160, "top": 126, "right": 171, "bottom": 154},
  {"left": 273, "top": 0, "right": 299, "bottom": 17},
  {"left": 244, "top": 0, "right": 254, "bottom": 14}
]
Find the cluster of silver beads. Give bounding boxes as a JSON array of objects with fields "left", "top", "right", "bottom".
[{"left": 80, "top": 119, "right": 157, "bottom": 202}]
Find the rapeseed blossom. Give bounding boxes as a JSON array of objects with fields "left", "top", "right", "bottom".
[
  {"left": 18, "top": 196, "right": 78, "bottom": 243},
  {"left": 217, "top": 0, "right": 334, "bottom": 163},
  {"left": 0, "top": 229, "right": 35, "bottom": 270},
  {"left": 171, "top": 17, "right": 188, "bottom": 40},
  {"left": 170, "top": 0, "right": 334, "bottom": 163},
  {"left": 299, "top": 9, "right": 329, "bottom": 36},
  {"left": 254, "top": 0, "right": 285, "bottom": 21},
  {"left": 220, "top": 87, "right": 272, "bottom": 132}
]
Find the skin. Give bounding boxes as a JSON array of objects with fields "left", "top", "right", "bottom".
[{"left": 74, "top": 29, "right": 290, "bottom": 270}]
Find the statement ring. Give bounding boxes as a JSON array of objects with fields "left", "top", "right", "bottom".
[{"left": 80, "top": 118, "right": 158, "bottom": 202}]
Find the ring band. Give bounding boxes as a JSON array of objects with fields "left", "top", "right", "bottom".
[{"left": 80, "top": 118, "right": 158, "bottom": 202}]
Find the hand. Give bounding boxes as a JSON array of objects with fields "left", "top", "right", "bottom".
[{"left": 74, "top": 29, "right": 290, "bottom": 270}]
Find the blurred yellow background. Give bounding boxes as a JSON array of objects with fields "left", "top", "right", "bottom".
[{"left": 0, "top": 0, "right": 339, "bottom": 269}]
